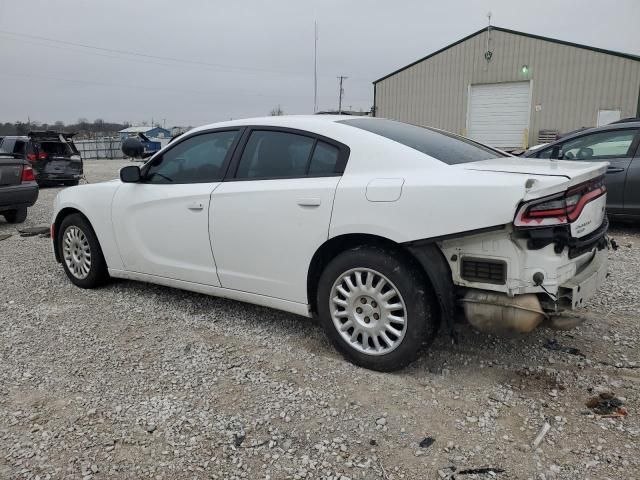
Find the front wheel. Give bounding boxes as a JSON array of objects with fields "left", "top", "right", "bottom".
[
  {"left": 58, "top": 213, "right": 109, "bottom": 288},
  {"left": 317, "top": 246, "right": 438, "bottom": 371}
]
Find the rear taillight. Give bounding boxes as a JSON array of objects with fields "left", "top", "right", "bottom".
[
  {"left": 26, "top": 153, "right": 36, "bottom": 162},
  {"left": 37, "top": 151, "right": 47, "bottom": 160},
  {"left": 514, "top": 176, "right": 606, "bottom": 227},
  {"left": 21, "top": 165, "right": 35, "bottom": 182}
]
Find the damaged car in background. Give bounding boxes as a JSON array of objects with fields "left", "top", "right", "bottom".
[
  {"left": 50, "top": 116, "right": 610, "bottom": 371},
  {"left": 0, "top": 131, "right": 82, "bottom": 186}
]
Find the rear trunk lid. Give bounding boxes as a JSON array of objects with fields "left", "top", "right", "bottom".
[
  {"left": 0, "top": 155, "right": 25, "bottom": 186},
  {"left": 464, "top": 158, "right": 608, "bottom": 188}
]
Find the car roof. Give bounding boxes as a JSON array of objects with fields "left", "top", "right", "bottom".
[{"left": 188, "top": 114, "right": 373, "bottom": 134}]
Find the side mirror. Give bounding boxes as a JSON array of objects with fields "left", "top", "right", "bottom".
[
  {"left": 122, "top": 137, "right": 145, "bottom": 158},
  {"left": 120, "top": 165, "right": 141, "bottom": 183}
]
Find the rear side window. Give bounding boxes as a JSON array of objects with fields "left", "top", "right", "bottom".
[
  {"left": 236, "top": 131, "right": 315, "bottom": 179},
  {"left": 339, "top": 118, "right": 506, "bottom": 164},
  {"left": 309, "top": 141, "right": 339, "bottom": 175}
]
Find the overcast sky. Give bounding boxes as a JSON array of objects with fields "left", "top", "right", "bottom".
[{"left": 0, "top": 0, "right": 638, "bottom": 127}]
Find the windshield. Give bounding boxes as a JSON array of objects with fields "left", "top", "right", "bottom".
[{"left": 339, "top": 118, "right": 507, "bottom": 165}]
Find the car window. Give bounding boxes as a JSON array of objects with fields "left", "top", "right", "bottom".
[
  {"left": 236, "top": 130, "right": 315, "bottom": 179},
  {"left": 37, "top": 141, "right": 75, "bottom": 156},
  {"left": 144, "top": 130, "right": 238, "bottom": 184},
  {"left": 339, "top": 118, "right": 507, "bottom": 164},
  {"left": 13, "top": 140, "right": 26, "bottom": 155},
  {"left": 308, "top": 141, "right": 339, "bottom": 175},
  {"left": 539, "top": 129, "right": 637, "bottom": 160}
]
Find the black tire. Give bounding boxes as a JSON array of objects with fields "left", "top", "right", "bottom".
[
  {"left": 58, "top": 213, "right": 109, "bottom": 288},
  {"left": 64, "top": 179, "right": 79, "bottom": 186},
  {"left": 3, "top": 207, "right": 27, "bottom": 224},
  {"left": 317, "top": 245, "right": 438, "bottom": 371}
]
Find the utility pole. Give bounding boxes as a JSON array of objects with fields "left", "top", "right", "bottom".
[
  {"left": 313, "top": 21, "right": 318, "bottom": 113},
  {"left": 337, "top": 76, "right": 348, "bottom": 114}
]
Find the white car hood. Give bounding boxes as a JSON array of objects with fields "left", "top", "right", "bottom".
[{"left": 464, "top": 158, "right": 608, "bottom": 185}]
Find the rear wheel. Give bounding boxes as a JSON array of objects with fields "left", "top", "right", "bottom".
[
  {"left": 317, "top": 246, "right": 437, "bottom": 371},
  {"left": 58, "top": 213, "right": 108, "bottom": 288},
  {"left": 3, "top": 207, "right": 27, "bottom": 224}
]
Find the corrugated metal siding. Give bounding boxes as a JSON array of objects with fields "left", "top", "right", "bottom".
[{"left": 375, "top": 29, "right": 640, "bottom": 145}]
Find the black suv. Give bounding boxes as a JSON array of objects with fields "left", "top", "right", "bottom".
[{"left": 0, "top": 131, "right": 82, "bottom": 186}]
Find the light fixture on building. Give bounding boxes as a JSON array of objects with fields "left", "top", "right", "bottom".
[{"left": 521, "top": 65, "right": 529, "bottom": 74}]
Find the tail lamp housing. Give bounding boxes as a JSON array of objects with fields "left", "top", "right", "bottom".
[
  {"left": 514, "top": 176, "right": 606, "bottom": 228},
  {"left": 21, "top": 165, "right": 36, "bottom": 182}
]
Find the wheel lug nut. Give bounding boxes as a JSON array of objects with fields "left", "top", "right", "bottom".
[
  {"left": 373, "top": 313, "right": 379, "bottom": 320},
  {"left": 356, "top": 307, "right": 363, "bottom": 314},
  {"left": 360, "top": 298, "right": 367, "bottom": 304},
  {"left": 364, "top": 317, "right": 370, "bottom": 323},
  {"left": 371, "top": 301, "right": 377, "bottom": 308}
]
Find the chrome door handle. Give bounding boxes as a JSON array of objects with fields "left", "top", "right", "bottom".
[
  {"left": 297, "top": 198, "right": 321, "bottom": 207},
  {"left": 187, "top": 201, "right": 204, "bottom": 211},
  {"left": 606, "top": 167, "right": 625, "bottom": 174}
]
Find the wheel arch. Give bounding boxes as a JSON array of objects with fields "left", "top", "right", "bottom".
[
  {"left": 307, "top": 233, "right": 455, "bottom": 336},
  {"left": 52, "top": 207, "right": 88, "bottom": 263}
]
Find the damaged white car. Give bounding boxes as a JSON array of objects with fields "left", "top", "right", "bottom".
[{"left": 51, "top": 116, "right": 609, "bottom": 371}]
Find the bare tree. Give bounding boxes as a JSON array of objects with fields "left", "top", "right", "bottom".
[{"left": 270, "top": 105, "right": 284, "bottom": 116}]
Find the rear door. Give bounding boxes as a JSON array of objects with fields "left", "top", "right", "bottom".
[
  {"left": 211, "top": 128, "right": 349, "bottom": 303},
  {"left": 533, "top": 128, "right": 640, "bottom": 213}
]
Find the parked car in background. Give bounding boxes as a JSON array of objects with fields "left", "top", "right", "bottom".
[
  {"left": 0, "top": 131, "right": 82, "bottom": 186},
  {"left": 0, "top": 152, "right": 38, "bottom": 223},
  {"left": 524, "top": 121, "right": 640, "bottom": 220},
  {"left": 52, "top": 116, "right": 609, "bottom": 371}
]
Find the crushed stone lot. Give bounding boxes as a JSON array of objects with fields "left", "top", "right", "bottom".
[{"left": 1, "top": 159, "right": 639, "bottom": 480}]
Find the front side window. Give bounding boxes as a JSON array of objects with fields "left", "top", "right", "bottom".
[
  {"left": 144, "top": 130, "right": 238, "bottom": 184},
  {"left": 236, "top": 131, "right": 315, "bottom": 179},
  {"left": 559, "top": 129, "right": 637, "bottom": 160},
  {"left": 537, "top": 129, "right": 638, "bottom": 160}
]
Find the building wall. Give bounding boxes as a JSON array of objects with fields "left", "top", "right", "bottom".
[{"left": 375, "top": 29, "right": 640, "bottom": 144}]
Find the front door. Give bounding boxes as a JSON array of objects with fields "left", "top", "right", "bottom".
[
  {"left": 536, "top": 128, "right": 639, "bottom": 213},
  {"left": 111, "top": 129, "right": 240, "bottom": 285},
  {"left": 212, "top": 128, "right": 348, "bottom": 303}
]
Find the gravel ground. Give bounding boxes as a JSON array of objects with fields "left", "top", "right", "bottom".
[{"left": 1, "top": 160, "right": 639, "bottom": 480}]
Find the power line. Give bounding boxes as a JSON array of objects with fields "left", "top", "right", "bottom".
[
  {"left": 0, "top": 29, "right": 373, "bottom": 82},
  {"left": 0, "top": 70, "right": 372, "bottom": 103}
]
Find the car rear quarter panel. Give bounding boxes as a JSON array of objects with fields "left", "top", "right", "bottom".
[
  {"left": 330, "top": 165, "right": 531, "bottom": 243},
  {"left": 53, "top": 181, "right": 123, "bottom": 270}
]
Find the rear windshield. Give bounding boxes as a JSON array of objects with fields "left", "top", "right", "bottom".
[
  {"left": 37, "top": 141, "right": 77, "bottom": 156},
  {"left": 339, "top": 118, "right": 507, "bottom": 165}
]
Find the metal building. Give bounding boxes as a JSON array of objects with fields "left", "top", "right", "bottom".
[{"left": 373, "top": 26, "right": 640, "bottom": 149}]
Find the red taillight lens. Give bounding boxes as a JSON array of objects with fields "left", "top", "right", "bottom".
[
  {"left": 37, "top": 151, "right": 48, "bottom": 160},
  {"left": 514, "top": 176, "right": 606, "bottom": 227},
  {"left": 21, "top": 165, "right": 35, "bottom": 182},
  {"left": 26, "top": 153, "right": 36, "bottom": 162}
]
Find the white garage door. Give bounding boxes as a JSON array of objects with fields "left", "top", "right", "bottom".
[{"left": 467, "top": 81, "right": 531, "bottom": 149}]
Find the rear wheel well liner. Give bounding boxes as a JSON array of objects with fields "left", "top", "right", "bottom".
[{"left": 307, "top": 233, "right": 453, "bottom": 335}]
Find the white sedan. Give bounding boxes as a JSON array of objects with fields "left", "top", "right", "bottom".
[{"left": 52, "top": 116, "right": 609, "bottom": 371}]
